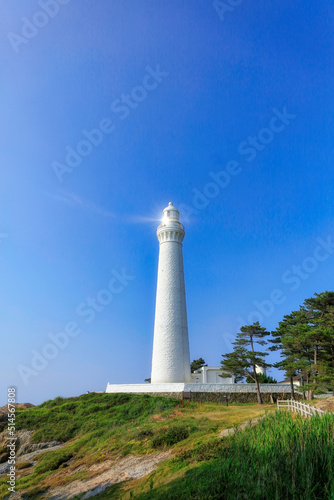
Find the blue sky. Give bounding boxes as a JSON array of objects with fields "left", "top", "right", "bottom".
[{"left": 1, "top": 0, "right": 333, "bottom": 405}]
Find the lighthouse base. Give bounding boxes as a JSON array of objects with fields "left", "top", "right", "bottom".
[{"left": 105, "top": 382, "right": 294, "bottom": 403}]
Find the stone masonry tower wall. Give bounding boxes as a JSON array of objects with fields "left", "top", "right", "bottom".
[{"left": 151, "top": 203, "right": 191, "bottom": 383}]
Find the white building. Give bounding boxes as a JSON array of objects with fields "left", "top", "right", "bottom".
[{"left": 191, "top": 366, "right": 234, "bottom": 384}]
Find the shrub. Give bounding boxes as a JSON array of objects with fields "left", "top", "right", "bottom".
[
  {"left": 177, "top": 438, "right": 225, "bottom": 462},
  {"left": 16, "top": 461, "right": 32, "bottom": 470},
  {"left": 152, "top": 425, "right": 189, "bottom": 448},
  {"left": 34, "top": 448, "right": 74, "bottom": 474},
  {"left": 137, "top": 429, "right": 154, "bottom": 440},
  {"left": 60, "top": 402, "right": 78, "bottom": 412}
]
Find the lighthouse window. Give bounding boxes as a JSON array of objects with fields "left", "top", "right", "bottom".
[{"left": 166, "top": 211, "right": 170, "bottom": 217}]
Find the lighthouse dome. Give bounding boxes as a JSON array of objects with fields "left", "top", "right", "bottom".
[
  {"left": 157, "top": 201, "right": 185, "bottom": 243},
  {"left": 162, "top": 202, "right": 180, "bottom": 221}
]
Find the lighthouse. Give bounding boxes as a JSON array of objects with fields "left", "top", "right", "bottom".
[
  {"left": 105, "top": 201, "right": 236, "bottom": 395},
  {"left": 151, "top": 202, "right": 191, "bottom": 383}
]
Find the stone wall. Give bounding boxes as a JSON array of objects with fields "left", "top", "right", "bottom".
[
  {"left": 187, "top": 392, "right": 303, "bottom": 403},
  {"left": 108, "top": 391, "right": 300, "bottom": 403}
]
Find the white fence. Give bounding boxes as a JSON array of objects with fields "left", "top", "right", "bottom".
[{"left": 277, "top": 399, "right": 327, "bottom": 418}]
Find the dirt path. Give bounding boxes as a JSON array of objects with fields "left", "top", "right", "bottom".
[
  {"left": 314, "top": 396, "right": 334, "bottom": 412},
  {"left": 219, "top": 417, "right": 262, "bottom": 437}
]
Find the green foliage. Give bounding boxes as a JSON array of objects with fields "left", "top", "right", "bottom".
[
  {"left": 220, "top": 322, "right": 271, "bottom": 403},
  {"left": 16, "top": 461, "right": 33, "bottom": 470},
  {"left": 246, "top": 373, "right": 277, "bottom": 384},
  {"left": 190, "top": 358, "right": 207, "bottom": 373},
  {"left": 15, "top": 393, "right": 178, "bottom": 444},
  {"left": 136, "top": 428, "right": 154, "bottom": 440},
  {"left": 40, "top": 396, "right": 67, "bottom": 408},
  {"left": 176, "top": 437, "right": 225, "bottom": 462},
  {"left": 152, "top": 425, "right": 190, "bottom": 448},
  {"left": 35, "top": 448, "right": 74, "bottom": 474},
  {"left": 220, "top": 323, "right": 271, "bottom": 381},
  {"left": 271, "top": 291, "right": 334, "bottom": 399},
  {"left": 134, "top": 411, "right": 334, "bottom": 499}
]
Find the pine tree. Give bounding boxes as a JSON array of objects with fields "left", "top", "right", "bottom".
[
  {"left": 220, "top": 322, "right": 270, "bottom": 404},
  {"left": 190, "top": 358, "right": 207, "bottom": 373},
  {"left": 246, "top": 373, "right": 277, "bottom": 384},
  {"left": 270, "top": 310, "right": 311, "bottom": 399},
  {"left": 271, "top": 292, "right": 334, "bottom": 400},
  {"left": 303, "top": 291, "right": 334, "bottom": 395}
]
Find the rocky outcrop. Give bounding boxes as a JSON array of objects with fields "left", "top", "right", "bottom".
[
  {"left": 47, "top": 451, "right": 172, "bottom": 499},
  {"left": 0, "top": 428, "right": 62, "bottom": 476}
]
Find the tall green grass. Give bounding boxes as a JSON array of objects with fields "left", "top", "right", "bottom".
[{"left": 134, "top": 411, "right": 334, "bottom": 500}]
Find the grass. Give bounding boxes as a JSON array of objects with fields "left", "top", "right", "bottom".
[
  {"left": 151, "top": 424, "right": 190, "bottom": 448},
  {"left": 95, "top": 410, "right": 334, "bottom": 500},
  {"left": 0, "top": 393, "right": 276, "bottom": 499}
]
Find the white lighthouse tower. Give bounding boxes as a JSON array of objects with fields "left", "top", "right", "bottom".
[
  {"left": 105, "top": 201, "right": 236, "bottom": 395},
  {"left": 151, "top": 202, "right": 191, "bottom": 383}
]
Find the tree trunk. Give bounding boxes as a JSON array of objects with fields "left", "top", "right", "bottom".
[
  {"left": 301, "top": 376, "right": 306, "bottom": 400},
  {"left": 289, "top": 376, "right": 295, "bottom": 400},
  {"left": 313, "top": 345, "right": 318, "bottom": 389},
  {"left": 255, "top": 377, "right": 263, "bottom": 405},
  {"left": 250, "top": 335, "right": 262, "bottom": 404}
]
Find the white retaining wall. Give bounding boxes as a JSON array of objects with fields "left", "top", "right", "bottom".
[{"left": 105, "top": 383, "right": 292, "bottom": 394}]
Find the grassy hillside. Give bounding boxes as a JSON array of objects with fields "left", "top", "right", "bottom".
[
  {"left": 0, "top": 393, "right": 333, "bottom": 499},
  {"left": 125, "top": 411, "right": 334, "bottom": 499},
  {"left": 0, "top": 393, "right": 270, "bottom": 498}
]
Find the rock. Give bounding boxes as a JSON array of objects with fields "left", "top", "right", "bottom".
[
  {"left": 0, "top": 428, "right": 63, "bottom": 476},
  {"left": 46, "top": 451, "right": 172, "bottom": 499}
]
